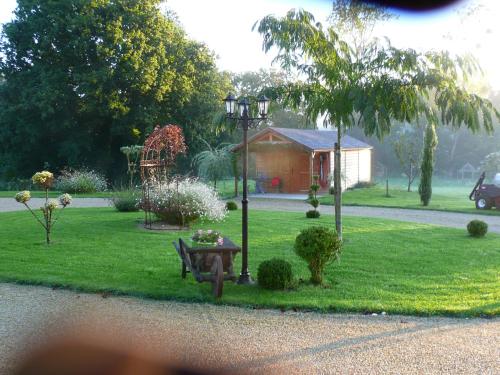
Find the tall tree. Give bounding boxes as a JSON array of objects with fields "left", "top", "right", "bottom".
[
  {"left": 232, "top": 69, "right": 315, "bottom": 129},
  {"left": 418, "top": 123, "right": 438, "bottom": 205},
  {"left": 329, "top": 0, "right": 391, "bottom": 58},
  {"left": 0, "top": 0, "right": 229, "bottom": 180},
  {"left": 392, "top": 127, "right": 421, "bottom": 192},
  {"left": 255, "top": 9, "right": 499, "bottom": 239}
]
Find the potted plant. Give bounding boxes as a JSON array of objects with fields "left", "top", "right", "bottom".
[{"left": 191, "top": 229, "right": 224, "bottom": 246}]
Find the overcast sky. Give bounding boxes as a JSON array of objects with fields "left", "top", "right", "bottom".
[{"left": 1, "top": 0, "right": 499, "bottom": 91}]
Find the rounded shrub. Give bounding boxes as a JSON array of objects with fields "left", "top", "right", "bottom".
[
  {"left": 467, "top": 220, "right": 488, "bottom": 238},
  {"left": 226, "top": 201, "right": 238, "bottom": 211},
  {"left": 306, "top": 210, "right": 320, "bottom": 218},
  {"left": 257, "top": 258, "right": 294, "bottom": 290},
  {"left": 110, "top": 190, "right": 139, "bottom": 212},
  {"left": 294, "top": 226, "right": 342, "bottom": 285}
]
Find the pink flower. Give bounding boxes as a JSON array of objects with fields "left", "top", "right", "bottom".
[{"left": 217, "top": 237, "right": 224, "bottom": 246}]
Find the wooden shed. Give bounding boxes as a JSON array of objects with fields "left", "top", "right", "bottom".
[{"left": 233, "top": 127, "right": 372, "bottom": 194}]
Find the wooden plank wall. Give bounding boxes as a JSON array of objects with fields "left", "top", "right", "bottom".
[{"left": 252, "top": 146, "right": 311, "bottom": 193}]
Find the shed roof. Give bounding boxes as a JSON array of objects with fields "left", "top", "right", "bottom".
[
  {"left": 234, "top": 127, "right": 372, "bottom": 152},
  {"left": 458, "top": 162, "right": 476, "bottom": 172}
]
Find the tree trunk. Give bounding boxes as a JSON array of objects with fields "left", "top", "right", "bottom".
[
  {"left": 334, "top": 127, "right": 342, "bottom": 240},
  {"left": 234, "top": 176, "right": 239, "bottom": 197}
]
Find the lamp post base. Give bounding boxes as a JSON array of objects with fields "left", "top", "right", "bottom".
[{"left": 236, "top": 273, "right": 255, "bottom": 285}]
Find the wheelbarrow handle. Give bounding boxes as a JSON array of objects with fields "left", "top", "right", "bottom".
[{"left": 469, "top": 171, "right": 486, "bottom": 201}]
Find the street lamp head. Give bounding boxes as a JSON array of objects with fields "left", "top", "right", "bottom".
[
  {"left": 257, "top": 95, "right": 270, "bottom": 118},
  {"left": 238, "top": 97, "right": 250, "bottom": 117},
  {"left": 224, "top": 93, "right": 236, "bottom": 116}
]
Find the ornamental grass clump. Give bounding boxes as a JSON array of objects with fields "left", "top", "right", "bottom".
[
  {"left": 258, "top": 258, "right": 294, "bottom": 290},
  {"left": 144, "top": 178, "right": 227, "bottom": 227},
  {"left": 15, "top": 171, "right": 72, "bottom": 244},
  {"left": 294, "top": 226, "right": 342, "bottom": 285},
  {"left": 55, "top": 168, "right": 107, "bottom": 193},
  {"left": 467, "top": 220, "right": 488, "bottom": 238},
  {"left": 110, "top": 189, "right": 140, "bottom": 212}
]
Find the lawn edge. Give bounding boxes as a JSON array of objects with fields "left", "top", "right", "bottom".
[
  {"left": 1, "top": 278, "right": 497, "bottom": 319},
  {"left": 317, "top": 200, "right": 500, "bottom": 216}
]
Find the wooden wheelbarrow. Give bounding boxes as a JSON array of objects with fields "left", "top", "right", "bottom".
[{"left": 172, "top": 238, "right": 240, "bottom": 298}]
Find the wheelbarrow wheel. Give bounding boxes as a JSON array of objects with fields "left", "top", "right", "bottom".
[
  {"left": 211, "top": 255, "right": 224, "bottom": 298},
  {"left": 476, "top": 197, "right": 491, "bottom": 210}
]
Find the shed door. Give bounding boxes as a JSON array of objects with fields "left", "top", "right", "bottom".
[{"left": 290, "top": 152, "right": 310, "bottom": 193}]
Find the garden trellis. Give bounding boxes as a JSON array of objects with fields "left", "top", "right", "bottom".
[{"left": 140, "top": 125, "right": 187, "bottom": 228}]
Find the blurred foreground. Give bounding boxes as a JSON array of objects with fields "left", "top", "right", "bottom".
[{"left": 1, "top": 284, "right": 498, "bottom": 374}]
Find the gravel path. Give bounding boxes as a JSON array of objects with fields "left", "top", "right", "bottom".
[
  {"left": 248, "top": 199, "right": 500, "bottom": 233},
  {"left": 1, "top": 283, "right": 498, "bottom": 374},
  {"left": 2, "top": 197, "right": 500, "bottom": 233},
  {"left": 0, "top": 197, "right": 110, "bottom": 212}
]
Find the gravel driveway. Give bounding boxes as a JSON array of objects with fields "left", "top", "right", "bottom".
[
  {"left": 1, "top": 283, "right": 498, "bottom": 374},
  {"left": 2, "top": 197, "right": 500, "bottom": 233},
  {"left": 248, "top": 199, "right": 500, "bottom": 233}
]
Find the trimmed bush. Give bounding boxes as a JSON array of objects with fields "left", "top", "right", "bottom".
[
  {"left": 306, "top": 175, "right": 320, "bottom": 217},
  {"left": 226, "top": 201, "right": 238, "bottom": 211},
  {"left": 55, "top": 169, "right": 107, "bottom": 193},
  {"left": 257, "top": 258, "right": 294, "bottom": 290},
  {"left": 309, "top": 197, "right": 319, "bottom": 208},
  {"left": 294, "top": 226, "right": 342, "bottom": 285},
  {"left": 467, "top": 220, "right": 488, "bottom": 238},
  {"left": 110, "top": 190, "right": 139, "bottom": 212},
  {"left": 352, "top": 181, "right": 376, "bottom": 189},
  {"left": 306, "top": 210, "right": 320, "bottom": 218}
]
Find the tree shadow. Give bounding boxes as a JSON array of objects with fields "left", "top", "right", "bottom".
[{"left": 224, "top": 317, "right": 497, "bottom": 371}]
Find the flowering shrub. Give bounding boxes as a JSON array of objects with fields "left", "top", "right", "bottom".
[
  {"left": 55, "top": 169, "right": 107, "bottom": 193},
  {"left": 144, "top": 178, "right": 227, "bottom": 226},
  {"left": 15, "top": 171, "right": 72, "bottom": 244}
]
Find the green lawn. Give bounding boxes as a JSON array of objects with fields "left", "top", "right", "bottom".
[
  {"left": 319, "top": 182, "right": 500, "bottom": 216},
  {"left": 1, "top": 208, "right": 498, "bottom": 317}
]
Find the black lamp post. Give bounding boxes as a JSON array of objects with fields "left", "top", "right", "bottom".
[{"left": 224, "top": 93, "right": 270, "bottom": 285}]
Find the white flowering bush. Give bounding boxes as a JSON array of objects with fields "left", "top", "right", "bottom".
[
  {"left": 15, "top": 171, "right": 72, "bottom": 244},
  {"left": 55, "top": 169, "right": 107, "bottom": 193},
  {"left": 144, "top": 178, "right": 227, "bottom": 226}
]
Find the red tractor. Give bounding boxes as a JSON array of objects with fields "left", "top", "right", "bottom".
[{"left": 469, "top": 172, "right": 500, "bottom": 210}]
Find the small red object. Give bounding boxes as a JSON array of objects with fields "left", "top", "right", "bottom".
[{"left": 271, "top": 177, "right": 280, "bottom": 187}]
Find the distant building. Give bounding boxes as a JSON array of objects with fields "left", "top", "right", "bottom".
[{"left": 233, "top": 127, "right": 372, "bottom": 194}]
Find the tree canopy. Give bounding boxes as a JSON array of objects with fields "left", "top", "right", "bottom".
[
  {"left": 231, "top": 69, "right": 315, "bottom": 129},
  {"left": 0, "top": 0, "right": 231, "bottom": 180}
]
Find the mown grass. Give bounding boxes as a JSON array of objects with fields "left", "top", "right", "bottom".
[
  {"left": 319, "top": 182, "right": 499, "bottom": 216},
  {"left": 0, "top": 208, "right": 498, "bottom": 317}
]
